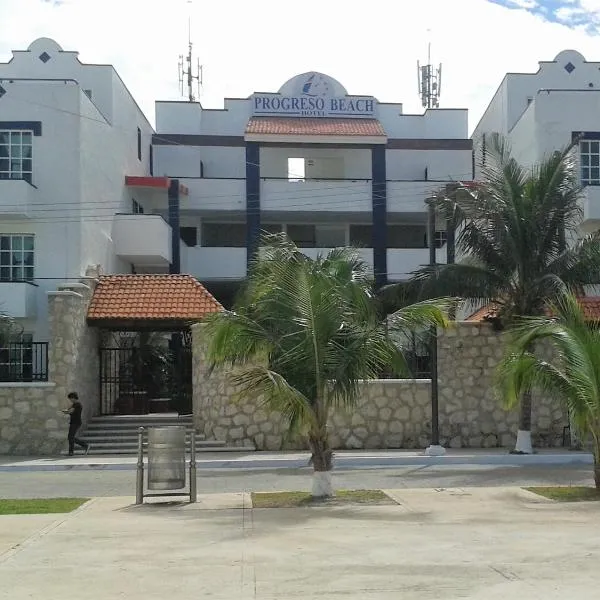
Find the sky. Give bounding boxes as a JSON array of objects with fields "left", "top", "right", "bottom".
[{"left": 1, "top": 0, "right": 600, "bottom": 133}]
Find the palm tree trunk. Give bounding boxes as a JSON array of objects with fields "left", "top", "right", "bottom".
[
  {"left": 308, "top": 431, "right": 333, "bottom": 497},
  {"left": 514, "top": 389, "right": 534, "bottom": 454},
  {"left": 594, "top": 460, "right": 600, "bottom": 490}
]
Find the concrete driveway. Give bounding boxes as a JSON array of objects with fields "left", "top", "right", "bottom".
[{"left": 1, "top": 487, "right": 599, "bottom": 599}]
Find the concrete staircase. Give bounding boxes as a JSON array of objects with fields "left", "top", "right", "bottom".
[{"left": 76, "top": 414, "right": 255, "bottom": 455}]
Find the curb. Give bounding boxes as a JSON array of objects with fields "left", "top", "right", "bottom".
[{"left": 0, "top": 452, "right": 593, "bottom": 473}]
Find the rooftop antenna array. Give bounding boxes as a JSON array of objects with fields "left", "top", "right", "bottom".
[
  {"left": 178, "top": 12, "right": 202, "bottom": 102},
  {"left": 417, "top": 42, "right": 442, "bottom": 109}
]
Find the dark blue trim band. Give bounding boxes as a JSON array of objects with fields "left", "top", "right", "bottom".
[
  {"left": 168, "top": 179, "right": 181, "bottom": 274},
  {"left": 573, "top": 131, "right": 600, "bottom": 141},
  {"left": 246, "top": 142, "right": 261, "bottom": 269},
  {"left": 371, "top": 146, "right": 387, "bottom": 289},
  {"left": 0, "top": 121, "right": 42, "bottom": 136}
]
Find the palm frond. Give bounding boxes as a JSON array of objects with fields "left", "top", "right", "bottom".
[{"left": 232, "top": 366, "right": 316, "bottom": 434}]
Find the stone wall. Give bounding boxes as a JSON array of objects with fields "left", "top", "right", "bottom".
[
  {"left": 192, "top": 322, "right": 568, "bottom": 451},
  {"left": 0, "top": 279, "right": 99, "bottom": 455},
  {"left": 437, "top": 322, "right": 567, "bottom": 448}
]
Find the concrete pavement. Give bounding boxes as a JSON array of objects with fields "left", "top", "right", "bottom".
[
  {"left": 0, "top": 448, "right": 593, "bottom": 472},
  {"left": 2, "top": 487, "right": 600, "bottom": 599}
]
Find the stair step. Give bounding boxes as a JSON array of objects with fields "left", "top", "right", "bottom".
[
  {"left": 82, "top": 431, "right": 206, "bottom": 439},
  {"left": 63, "top": 446, "right": 255, "bottom": 456},
  {"left": 80, "top": 438, "right": 225, "bottom": 447}
]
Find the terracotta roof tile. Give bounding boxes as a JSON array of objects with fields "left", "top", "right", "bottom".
[
  {"left": 87, "top": 275, "right": 223, "bottom": 322},
  {"left": 466, "top": 298, "right": 600, "bottom": 322},
  {"left": 245, "top": 117, "right": 386, "bottom": 137}
]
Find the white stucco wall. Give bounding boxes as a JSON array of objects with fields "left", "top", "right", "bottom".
[{"left": 0, "top": 38, "right": 154, "bottom": 340}]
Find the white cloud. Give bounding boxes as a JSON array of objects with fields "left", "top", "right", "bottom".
[{"left": 2, "top": 0, "right": 600, "bottom": 133}]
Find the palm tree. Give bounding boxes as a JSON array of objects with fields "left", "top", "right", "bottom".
[
  {"left": 204, "top": 234, "right": 450, "bottom": 497},
  {"left": 381, "top": 133, "right": 600, "bottom": 454},
  {"left": 497, "top": 292, "right": 600, "bottom": 487}
]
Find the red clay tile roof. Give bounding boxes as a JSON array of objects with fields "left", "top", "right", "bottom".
[
  {"left": 467, "top": 298, "right": 600, "bottom": 322},
  {"left": 87, "top": 275, "right": 223, "bottom": 322},
  {"left": 245, "top": 117, "right": 386, "bottom": 137}
]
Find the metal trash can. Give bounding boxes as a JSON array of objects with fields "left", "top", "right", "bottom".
[{"left": 147, "top": 426, "right": 186, "bottom": 490}]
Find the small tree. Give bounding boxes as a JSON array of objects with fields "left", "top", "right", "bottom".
[
  {"left": 382, "top": 134, "right": 600, "bottom": 454},
  {"left": 204, "top": 235, "right": 450, "bottom": 497},
  {"left": 497, "top": 292, "right": 600, "bottom": 487}
]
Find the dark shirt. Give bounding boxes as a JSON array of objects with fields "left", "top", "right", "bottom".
[{"left": 70, "top": 402, "right": 83, "bottom": 426}]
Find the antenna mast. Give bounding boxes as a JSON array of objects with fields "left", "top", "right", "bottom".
[
  {"left": 178, "top": 16, "right": 202, "bottom": 102},
  {"left": 417, "top": 42, "right": 442, "bottom": 109}
]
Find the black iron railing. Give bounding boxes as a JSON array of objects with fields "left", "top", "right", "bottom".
[{"left": 0, "top": 342, "right": 49, "bottom": 382}]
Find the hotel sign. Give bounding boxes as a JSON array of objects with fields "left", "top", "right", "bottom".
[{"left": 252, "top": 72, "right": 376, "bottom": 118}]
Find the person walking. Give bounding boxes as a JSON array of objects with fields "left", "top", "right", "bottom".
[{"left": 62, "top": 392, "right": 90, "bottom": 456}]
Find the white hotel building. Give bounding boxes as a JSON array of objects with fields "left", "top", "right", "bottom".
[
  {"left": 146, "top": 71, "right": 472, "bottom": 305},
  {"left": 472, "top": 49, "right": 600, "bottom": 235},
  {"left": 0, "top": 38, "right": 156, "bottom": 344},
  {"left": 0, "top": 37, "right": 472, "bottom": 346}
]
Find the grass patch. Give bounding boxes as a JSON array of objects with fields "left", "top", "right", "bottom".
[
  {"left": 526, "top": 487, "right": 600, "bottom": 502},
  {"left": 251, "top": 489, "right": 396, "bottom": 508},
  {"left": 0, "top": 498, "right": 88, "bottom": 515}
]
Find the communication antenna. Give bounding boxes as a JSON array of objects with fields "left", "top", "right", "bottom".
[
  {"left": 178, "top": 14, "right": 203, "bottom": 102},
  {"left": 417, "top": 42, "right": 442, "bottom": 109}
]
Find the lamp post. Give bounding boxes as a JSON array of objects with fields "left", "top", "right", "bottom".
[{"left": 424, "top": 198, "right": 445, "bottom": 457}]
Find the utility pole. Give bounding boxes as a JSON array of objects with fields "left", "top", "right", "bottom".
[
  {"left": 178, "top": 16, "right": 202, "bottom": 102},
  {"left": 417, "top": 42, "right": 442, "bottom": 109},
  {"left": 424, "top": 201, "right": 446, "bottom": 458}
]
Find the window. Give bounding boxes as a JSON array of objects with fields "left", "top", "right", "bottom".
[
  {"left": 350, "top": 225, "right": 372, "bottom": 247},
  {"left": 132, "top": 199, "right": 144, "bottom": 214},
  {"left": 388, "top": 225, "right": 427, "bottom": 249},
  {"left": 137, "top": 127, "right": 142, "bottom": 161},
  {"left": 0, "top": 131, "right": 33, "bottom": 183},
  {"left": 434, "top": 230, "right": 447, "bottom": 248},
  {"left": 580, "top": 140, "right": 600, "bottom": 185},
  {"left": 180, "top": 226, "right": 197, "bottom": 247},
  {"left": 0, "top": 235, "right": 34, "bottom": 281},
  {"left": 201, "top": 223, "right": 246, "bottom": 247},
  {"left": 287, "top": 225, "right": 316, "bottom": 247},
  {"left": 287, "top": 158, "right": 305, "bottom": 182},
  {"left": 315, "top": 225, "right": 346, "bottom": 247}
]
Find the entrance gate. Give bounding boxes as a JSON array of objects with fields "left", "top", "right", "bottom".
[{"left": 99, "top": 332, "right": 192, "bottom": 416}]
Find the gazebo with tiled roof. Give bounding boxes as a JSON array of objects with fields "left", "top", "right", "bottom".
[{"left": 87, "top": 274, "right": 223, "bottom": 330}]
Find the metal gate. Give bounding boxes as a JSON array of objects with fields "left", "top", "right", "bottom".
[{"left": 99, "top": 332, "right": 193, "bottom": 415}]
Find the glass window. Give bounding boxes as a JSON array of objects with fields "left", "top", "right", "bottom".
[
  {"left": 580, "top": 140, "right": 600, "bottom": 185},
  {"left": 0, "top": 130, "right": 33, "bottom": 183},
  {"left": 201, "top": 223, "right": 246, "bottom": 247},
  {"left": 180, "top": 226, "right": 197, "bottom": 247},
  {"left": 349, "top": 225, "right": 372, "bottom": 247},
  {"left": 287, "top": 225, "right": 316, "bottom": 248},
  {"left": 0, "top": 235, "right": 34, "bottom": 281}
]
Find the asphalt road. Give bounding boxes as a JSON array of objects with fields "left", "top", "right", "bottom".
[{"left": 0, "top": 464, "right": 594, "bottom": 498}]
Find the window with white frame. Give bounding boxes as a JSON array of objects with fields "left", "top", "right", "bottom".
[
  {"left": 0, "top": 131, "right": 33, "bottom": 183},
  {"left": 580, "top": 140, "right": 600, "bottom": 185},
  {"left": 0, "top": 235, "right": 34, "bottom": 281}
]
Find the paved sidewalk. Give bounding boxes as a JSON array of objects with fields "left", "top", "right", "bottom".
[
  {"left": 1, "top": 487, "right": 600, "bottom": 599},
  {"left": 0, "top": 448, "right": 592, "bottom": 472}
]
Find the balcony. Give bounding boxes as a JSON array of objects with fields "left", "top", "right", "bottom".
[
  {"left": 181, "top": 247, "right": 247, "bottom": 280},
  {"left": 261, "top": 179, "right": 371, "bottom": 213},
  {"left": 112, "top": 214, "right": 172, "bottom": 266},
  {"left": 0, "top": 281, "right": 37, "bottom": 318},
  {"left": 184, "top": 179, "right": 246, "bottom": 212},
  {"left": 387, "top": 181, "right": 442, "bottom": 213},
  {"left": 387, "top": 248, "right": 446, "bottom": 281},
  {"left": 0, "top": 179, "right": 35, "bottom": 219},
  {"left": 581, "top": 185, "right": 600, "bottom": 233}
]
